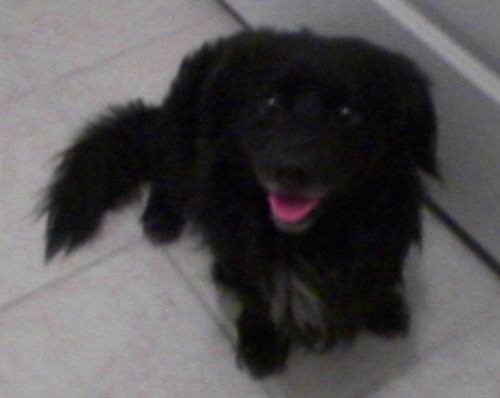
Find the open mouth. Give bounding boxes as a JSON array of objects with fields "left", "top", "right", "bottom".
[{"left": 268, "top": 192, "right": 322, "bottom": 232}]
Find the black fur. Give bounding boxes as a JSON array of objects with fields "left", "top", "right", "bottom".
[{"left": 41, "top": 30, "right": 437, "bottom": 378}]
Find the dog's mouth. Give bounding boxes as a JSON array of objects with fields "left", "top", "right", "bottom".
[{"left": 267, "top": 191, "right": 323, "bottom": 233}]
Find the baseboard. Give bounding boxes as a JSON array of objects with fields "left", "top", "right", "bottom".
[{"left": 373, "top": 0, "right": 500, "bottom": 107}]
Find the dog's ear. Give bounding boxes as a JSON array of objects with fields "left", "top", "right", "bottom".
[
  {"left": 391, "top": 57, "right": 439, "bottom": 177},
  {"left": 162, "top": 33, "right": 260, "bottom": 141},
  {"left": 161, "top": 40, "right": 224, "bottom": 126}
]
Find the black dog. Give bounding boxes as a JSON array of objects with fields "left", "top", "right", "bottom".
[{"left": 41, "top": 30, "right": 437, "bottom": 378}]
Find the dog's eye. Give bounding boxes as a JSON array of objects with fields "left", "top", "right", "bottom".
[
  {"left": 258, "top": 95, "right": 282, "bottom": 117},
  {"left": 331, "top": 105, "right": 363, "bottom": 127}
]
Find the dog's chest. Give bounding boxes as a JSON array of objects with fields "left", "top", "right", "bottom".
[{"left": 270, "top": 254, "right": 341, "bottom": 347}]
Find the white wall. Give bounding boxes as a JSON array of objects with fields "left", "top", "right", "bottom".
[{"left": 224, "top": 0, "right": 500, "bottom": 261}]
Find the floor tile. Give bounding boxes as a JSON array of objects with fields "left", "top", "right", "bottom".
[
  {"left": 0, "top": 39, "right": 35, "bottom": 102},
  {"left": 0, "top": 0, "right": 228, "bottom": 84},
  {"left": 405, "top": 210, "right": 500, "bottom": 350},
  {"left": 369, "top": 320, "right": 500, "bottom": 398},
  {"left": 0, "top": 241, "right": 270, "bottom": 398},
  {"left": 45, "top": 11, "right": 241, "bottom": 126}
]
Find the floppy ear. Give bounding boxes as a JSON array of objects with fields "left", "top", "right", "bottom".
[
  {"left": 161, "top": 40, "right": 224, "bottom": 126},
  {"left": 392, "top": 58, "right": 439, "bottom": 177}
]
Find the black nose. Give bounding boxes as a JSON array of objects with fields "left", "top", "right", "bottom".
[{"left": 271, "top": 164, "right": 310, "bottom": 188}]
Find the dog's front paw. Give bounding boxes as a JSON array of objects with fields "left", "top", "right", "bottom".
[
  {"left": 237, "top": 330, "right": 289, "bottom": 378},
  {"left": 141, "top": 212, "right": 184, "bottom": 243},
  {"left": 236, "top": 313, "right": 289, "bottom": 378},
  {"left": 365, "top": 287, "right": 410, "bottom": 337},
  {"left": 141, "top": 198, "right": 185, "bottom": 243}
]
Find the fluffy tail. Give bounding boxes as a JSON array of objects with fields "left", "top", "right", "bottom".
[{"left": 41, "top": 100, "right": 161, "bottom": 260}]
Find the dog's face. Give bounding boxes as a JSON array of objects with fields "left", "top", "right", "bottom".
[
  {"left": 243, "top": 83, "right": 378, "bottom": 232},
  {"left": 200, "top": 34, "right": 437, "bottom": 232}
]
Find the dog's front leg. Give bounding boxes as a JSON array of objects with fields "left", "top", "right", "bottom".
[
  {"left": 349, "top": 246, "right": 411, "bottom": 338},
  {"left": 236, "top": 297, "right": 290, "bottom": 378},
  {"left": 210, "top": 241, "right": 289, "bottom": 377},
  {"left": 364, "top": 282, "right": 410, "bottom": 337}
]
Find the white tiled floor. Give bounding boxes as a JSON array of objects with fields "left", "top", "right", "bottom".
[{"left": 0, "top": 1, "right": 498, "bottom": 397}]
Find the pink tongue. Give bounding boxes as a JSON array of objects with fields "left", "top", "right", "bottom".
[{"left": 269, "top": 193, "right": 320, "bottom": 223}]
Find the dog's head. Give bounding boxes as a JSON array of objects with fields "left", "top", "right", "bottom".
[{"left": 197, "top": 31, "right": 437, "bottom": 232}]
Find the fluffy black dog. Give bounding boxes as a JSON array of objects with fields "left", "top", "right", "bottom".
[{"left": 41, "top": 30, "right": 437, "bottom": 378}]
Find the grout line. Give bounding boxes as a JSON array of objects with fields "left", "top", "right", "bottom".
[
  {"left": 215, "top": 0, "right": 252, "bottom": 29},
  {"left": 0, "top": 11, "right": 226, "bottom": 107},
  {"left": 7, "top": 25, "right": 184, "bottom": 103},
  {"left": 0, "top": 237, "right": 142, "bottom": 316},
  {"left": 423, "top": 198, "right": 500, "bottom": 279},
  {"left": 162, "top": 246, "right": 234, "bottom": 340}
]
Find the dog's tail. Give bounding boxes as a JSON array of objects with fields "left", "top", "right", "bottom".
[{"left": 41, "top": 100, "right": 161, "bottom": 261}]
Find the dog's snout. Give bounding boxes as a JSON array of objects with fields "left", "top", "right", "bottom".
[
  {"left": 257, "top": 145, "right": 328, "bottom": 192},
  {"left": 273, "top": 165, "right": 309, "bottom": 188}
]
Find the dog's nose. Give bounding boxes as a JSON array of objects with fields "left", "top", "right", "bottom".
[{"left": 272, "top": 165, "right": 309, "bottom": 188}]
